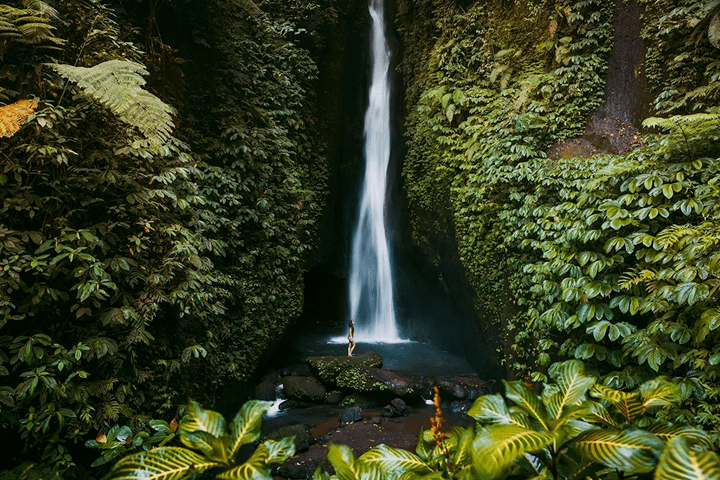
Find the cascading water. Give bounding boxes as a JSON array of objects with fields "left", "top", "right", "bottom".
[{"left": 346, "top": 0, "right": 405, "bottom": 343}]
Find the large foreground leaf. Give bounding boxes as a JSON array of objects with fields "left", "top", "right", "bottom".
[
  {"left": 227, "top": 400, "right": 273, "bottom": 457},
  {"left": 572, "top": 429, "right": 663, "bottom": 474},
  {"left": 472, "top": 425, "right": 554, "bottom": 480},
  {"left": 467, "top": 394, "right": 530, "bottom": 428},
  {"left": 108, "top": 447, "right": 222, "bottom": 480},
  {"left": 655, "top": 437, "right": 720, "bottom": 480},
  {"left": 360, "top": 444, "right": 433, "bottom": 479},
  {"left": 546, "top": 361, "right": 595, "bottom": 419}
]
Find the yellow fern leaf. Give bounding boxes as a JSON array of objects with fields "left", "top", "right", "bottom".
[{"left": 0, "top": 99, "right": 38, "bottom": 137}]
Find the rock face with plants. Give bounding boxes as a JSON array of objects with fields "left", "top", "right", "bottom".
[
  {"left": 397, "top": 0, "right": 720, "bottom": 436},
  {"left": 0, "top": 0, "right": 365, "bottom": 476}
]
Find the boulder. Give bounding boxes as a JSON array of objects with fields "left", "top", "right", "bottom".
[
  {"left": 267, "top": 424, "right": 313, "bottom": 453},
  {"left": 434, "top": 375, "right": 492, "bottom": 401},
  {"left": 339, "top": 392, "right": 378, "bottom": 409},
  {"left": 336, "top": 366, "right": 421, "bottom": 396},
  {"left": 253, "top": 380, "right": 277, "bottom": 401},
  {"left": 306, "top": 351, "right": 383, "bottom": 383},
  {"left": 283, "top": 376, "right": 326, "bottom": 402},
  {"left": 324, "top": 390, "right": 343, "bottom": 405},
  {"left": 339, "top": 406, "right": 363, "bottom": 425}
]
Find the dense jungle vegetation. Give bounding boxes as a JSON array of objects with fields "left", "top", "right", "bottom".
[
  {"left": 399, "top": 0, "right": 720, "bottom": 447},
  {"left": 2, "top": 0, "right": 720, "bottom": 478}
]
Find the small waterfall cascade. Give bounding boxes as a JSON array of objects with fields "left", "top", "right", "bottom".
[{"left": 347, "top": 0, "right": 404, "bottom": 343}]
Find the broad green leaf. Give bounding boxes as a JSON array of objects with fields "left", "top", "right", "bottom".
[
  {"left": 546, "top": 361, "right": 595, "bottom": 419},
  {"left": 467, "top": 393, "right": 530, "bottom": 428},
  {"left": 217, "top": 443, "right": 271, "bottom": 480},
  {"left": 502, "top": 381, "right": 549, "bottom": 430},
  {"left": 180, "top": 400, "right": 226, "bottom": 438},
  {"left": 108, "top": 447, "right": 222, "bottom": 480},
  {"left": 637, "top": 377, "right": 681, "bottom": 409},
  {"left": 227, "top": 400, "right": 272, "bottom": 457},
  {"left": 590, "top": 384, "right": 644, "bottom": 423},
  {"left": 415, "top": 428, "right": 434, "bottom": 461},
  {"left": 453, "top": 428, "right": 474, "bottom": 470},
  {"left": 571, "top": 429, "right": 663, "bottom": 474},
  {"left": 655, "top": 437, "right": 720, "bottom": 480},
  {"left": 263, "top": 437, "right": 296, "bottom": 464},
  {"left": 328, "top": 444, "right": 361, "bottom": 480},
  {"left": 471, "top": 425, "right": 554, "bottom": 480},
  {"left": 360, "top": 444, "right": 433, "bottom": 479},
  {"left": 645, "top": 424, "right": 713, "bottom": 447},
  {"left": 180, "top": 430, "right": 228, "bottom": 463}
]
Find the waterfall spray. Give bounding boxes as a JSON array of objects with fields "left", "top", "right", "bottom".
[{"left": 347, "top": 0, "right": 404, "bottom": 343}]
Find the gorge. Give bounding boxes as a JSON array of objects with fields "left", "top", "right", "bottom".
[{"left": 1, "top": 0, "right": 720, "bottom": 477}]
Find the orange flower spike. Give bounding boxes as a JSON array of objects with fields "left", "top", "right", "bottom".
[{"left": 169, "top": 418, "right": 178, "bottom": 432}]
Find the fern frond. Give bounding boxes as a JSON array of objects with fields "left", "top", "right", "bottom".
[
  {"left": 50, "top": 60, "right": 175, "bottom": 144},
  {"left": 0, "top": 99, "right": 38, "bottom": 137}
]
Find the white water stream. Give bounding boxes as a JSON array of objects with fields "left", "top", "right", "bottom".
[{"left": 346, "top": 0, "right": 406, "bottom": 343}]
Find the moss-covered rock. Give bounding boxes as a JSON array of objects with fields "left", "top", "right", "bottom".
[
  {"left": 305, "top": 351, "right": 383, "bottom": 383},
  {"left": 339, "top": 392, "right": 378, "bottom": 408},
  {"left": 335, "top": 366, "right": 421, "bottom": 397},
  {"left": 283, "top": 376, "right": 326, "bottom": 402}
]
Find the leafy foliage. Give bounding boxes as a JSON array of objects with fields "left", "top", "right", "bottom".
[
  {"left": 316, "top": 360, "right": 720, "bottom": 480},
  {"left": 104, "top": 400, "right": 294, "bottom": 480}
]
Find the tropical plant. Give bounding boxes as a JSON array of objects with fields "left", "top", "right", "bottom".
[
  {"left": 49, "top": 60, "right": 175, "bottom": 144},
  {"left": 317, "top": 360, "right": 720, "bottom": 480},
  {"left": 104, "top": 400, "right": 295, "bottom": 480}
]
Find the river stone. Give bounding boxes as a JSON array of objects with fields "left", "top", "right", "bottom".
[
  {"left": 267, "top": 424, "right": 313, "bottom": 453},
  {"left": 336, "top": 366, "right": 421, "bottom": 396},
  {"left": 305, "top": 351, "right": 383, "bottom": 384},
  {"left": 324, "top": 390, "right": 343, "bottom": 405},
  {"left": 339, "top": 392, "right": 378, "bottom": 408},
  {"left": 253, "top": 380, "right": 277, "bottom": 401},
  {"left": 339, "top": 406, "right": 363, "bottom": 425},
  {"left": 435, "top": 375, "right": 491, "bottom": 401},
  {"left": 283, "top": 375, "right": 326, "bottom": 402}
]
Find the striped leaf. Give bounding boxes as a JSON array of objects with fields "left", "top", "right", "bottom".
[
  {"left": 472, "top": 425, "right": 554, "bottom": 480},
  {"left": 503, "top": 381, "right": 549, "bottom": 430},
  {"left": 415, "top": 429, "right": 434, "bottom": 461},
  {"left": 467, "top": 393, "right": 530, "bottom": 428},
  {"left": 453, "top": 427, "right": 474, "bottom": 470},
  {"left": 227, "top": 400, "right": 272, "bottom": 457},
  {"left": 646, "top": 424, "right": 713, "bottom": 448},
  {"left": 180, "top": 400, "right": 226, "bottom": 438},
  {"left": 591, "top": 384, "right": 644, "bottom": 423},
  {"left": 360, "top": 444, "right": 433, "bottom": 479},
  {"left": 637, "top": 377, "right": 681, "bottom": 410},
  {"left": 328, "top": 444, "right": 362, "bottom": 480},
  {"left": 571, "top": 428, "right": 663, "bottom": 474},
  {"left": 217, "top": 443, "right": 270, "bottom": 480},
  {"left": 108, "top": 446, "right": 222, "bottom": 480},
  {"left": 546, "top": 361, "right": 595, "bottom": 419},
  {"left": 263, "top": 437, "right": 296, "bottom": 465},
  {"left": 655, "top": 436, "right": 720, "bottom": 480}
]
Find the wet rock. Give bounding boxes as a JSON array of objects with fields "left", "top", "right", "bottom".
[
  {"left": 370, "top": 417, "right": 383, "bottom": 425},
  {"left": 253, "top": 380, "right": 277, "bottom": 401},
  {"left": 339, "top": 392, "right": 378, "bottom": 408},
  {"left": 268, "top": 424, "right": 313, "bottom": 453},
  {"left": 391, "top": 398, "right": 410, "bottom": 415},
  {"left": 435, "top": 377, "right": 467, "bottom": 400},
  {"left": 306, "top": 351, "right": 383, "bottom": 383},
  {"left": 449, "top": 400, "right": 470, "bottom": 415},
  {"left": 278, "top": 461, "right": 308, "bottom": 479},
  {"left": 340, "top": 406, "right": 363, "bottom": 425},
  {"left": 283, "top": 376, "right": 326, "bottom": 402},
  {"left": 324, "top": 390, "right": 343, "bottom": 405},
  {"left": 282, "top": 364, "right": 311, "bottom": 377},
  {"left": 381, "top": 405, "right": 396, "bottom": 417},
  {"left": 279, "top": 399, "right": 313, "bottom": 410},
  {"left": 335, "top": 366, "right": 421, "bottom": 396},
  {"left": 434, "top": 375, "right": 492, "bottom": 401}
]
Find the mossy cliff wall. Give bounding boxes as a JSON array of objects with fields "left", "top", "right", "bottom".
[{"left": 393, "top": 0, "right": 720, "bottom": 406}]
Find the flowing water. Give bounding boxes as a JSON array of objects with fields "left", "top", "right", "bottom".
[{"left": 347, "top": 0, "right": 404, "bottom": 343}]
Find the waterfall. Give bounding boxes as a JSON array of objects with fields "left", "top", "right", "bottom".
[{"left": 347, "top": 0, "right": 404, "bottom": 343}]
